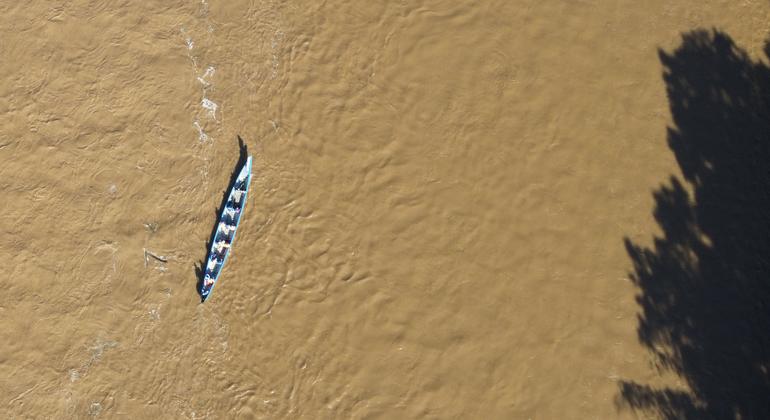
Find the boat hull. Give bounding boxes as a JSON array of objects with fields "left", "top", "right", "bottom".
[{"left": 199, "top": 156, "right": 252, "bottom": 301}]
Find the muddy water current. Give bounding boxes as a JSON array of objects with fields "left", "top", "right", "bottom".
[{"left": 1, "top": 1, "right": 769, "bottom": 418}]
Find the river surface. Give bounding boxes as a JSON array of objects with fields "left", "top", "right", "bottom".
[{"left": 1, "top": 1, "right": 768, "bottom": 418}]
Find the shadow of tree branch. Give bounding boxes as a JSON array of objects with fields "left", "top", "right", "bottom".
[{"left": 619, "top": 29, "right": 770, "bottom": 419}]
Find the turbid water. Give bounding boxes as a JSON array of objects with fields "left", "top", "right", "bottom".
[{"left": 2, "top": 1, "right": 770, "bottom": 418}]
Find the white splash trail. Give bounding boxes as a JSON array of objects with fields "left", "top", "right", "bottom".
[{"left": 201, "top": 98, "right": 218, "bottom": 119}]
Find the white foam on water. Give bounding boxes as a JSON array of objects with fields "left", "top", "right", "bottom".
[
  {"left": 181, "top": 14, "right": 219, "bottom": 146},
  {"left": 89, "top": 402, "right": 102, "bottom": 417},
  {"left": 180, "top": 27, "right": 194, "bottom": 51},
  {"left": 180, "top": 28, "right": 199, "bottom": 70},
  {"left": 270, "top": 30, "right": 285, "bottom": 79},
  {"left": 193, "top": 120, "right": 208, "bottom": 142},
  {"left": 149, "top": 305, "right": 160, "bottom": 321},
  {"left": 197, "top": 66, "right": 215, "bottom": 86},
  {"left": 202, "top": 98, "right": 218, "bottom": 118}
]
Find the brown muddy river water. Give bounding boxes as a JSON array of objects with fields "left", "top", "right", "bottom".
[{"left": 2, "top": 1, "right": 770, "bottom": 418}]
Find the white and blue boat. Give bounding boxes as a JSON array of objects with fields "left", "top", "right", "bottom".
[{"left": 199, "top": 155, "right": 253, "bottom": 301}]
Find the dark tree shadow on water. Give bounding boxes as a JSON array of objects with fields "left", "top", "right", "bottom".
[{"left": 618, "top": 29, "right": 770, "bottom": 419}]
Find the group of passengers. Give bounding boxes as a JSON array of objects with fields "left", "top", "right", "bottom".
[{"left": 202, "top": 180, "right": 247, "bottom": 290}]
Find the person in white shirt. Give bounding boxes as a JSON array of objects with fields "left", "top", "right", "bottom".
[
  {"left": 218, "top": 222, "right": 236, "bottom": 235},
  {"left": 214, "top": 240, "right": 231, "bottom": 254},
  {"left": 206, "top": 256, "right": 218, "bottom": 272}
]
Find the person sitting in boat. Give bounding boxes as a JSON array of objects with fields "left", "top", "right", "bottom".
[
  {"left": 214, "top": 240, "right": 231, "bottom": 254},
  {"left": 203, "top": 274, "right": 215, "bottom": 288},
  {"left": 218, "top": 221, "right": 236, "bottom": 236},
  {"left": 206, "top": 256, "right": 218, "bottom": 272},
  {"left": 216, "top": 234, "right": 231, "bottom": 246},
  {"left": 233, "top": 190, "right": 244, "bottom": 206},
  {"left": 223, "top": 206, "right": 241, "bottom": 221}
]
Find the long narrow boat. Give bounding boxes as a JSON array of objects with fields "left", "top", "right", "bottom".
[{"left": 199, "top": 156, "right": 253, "bottom": 301}]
